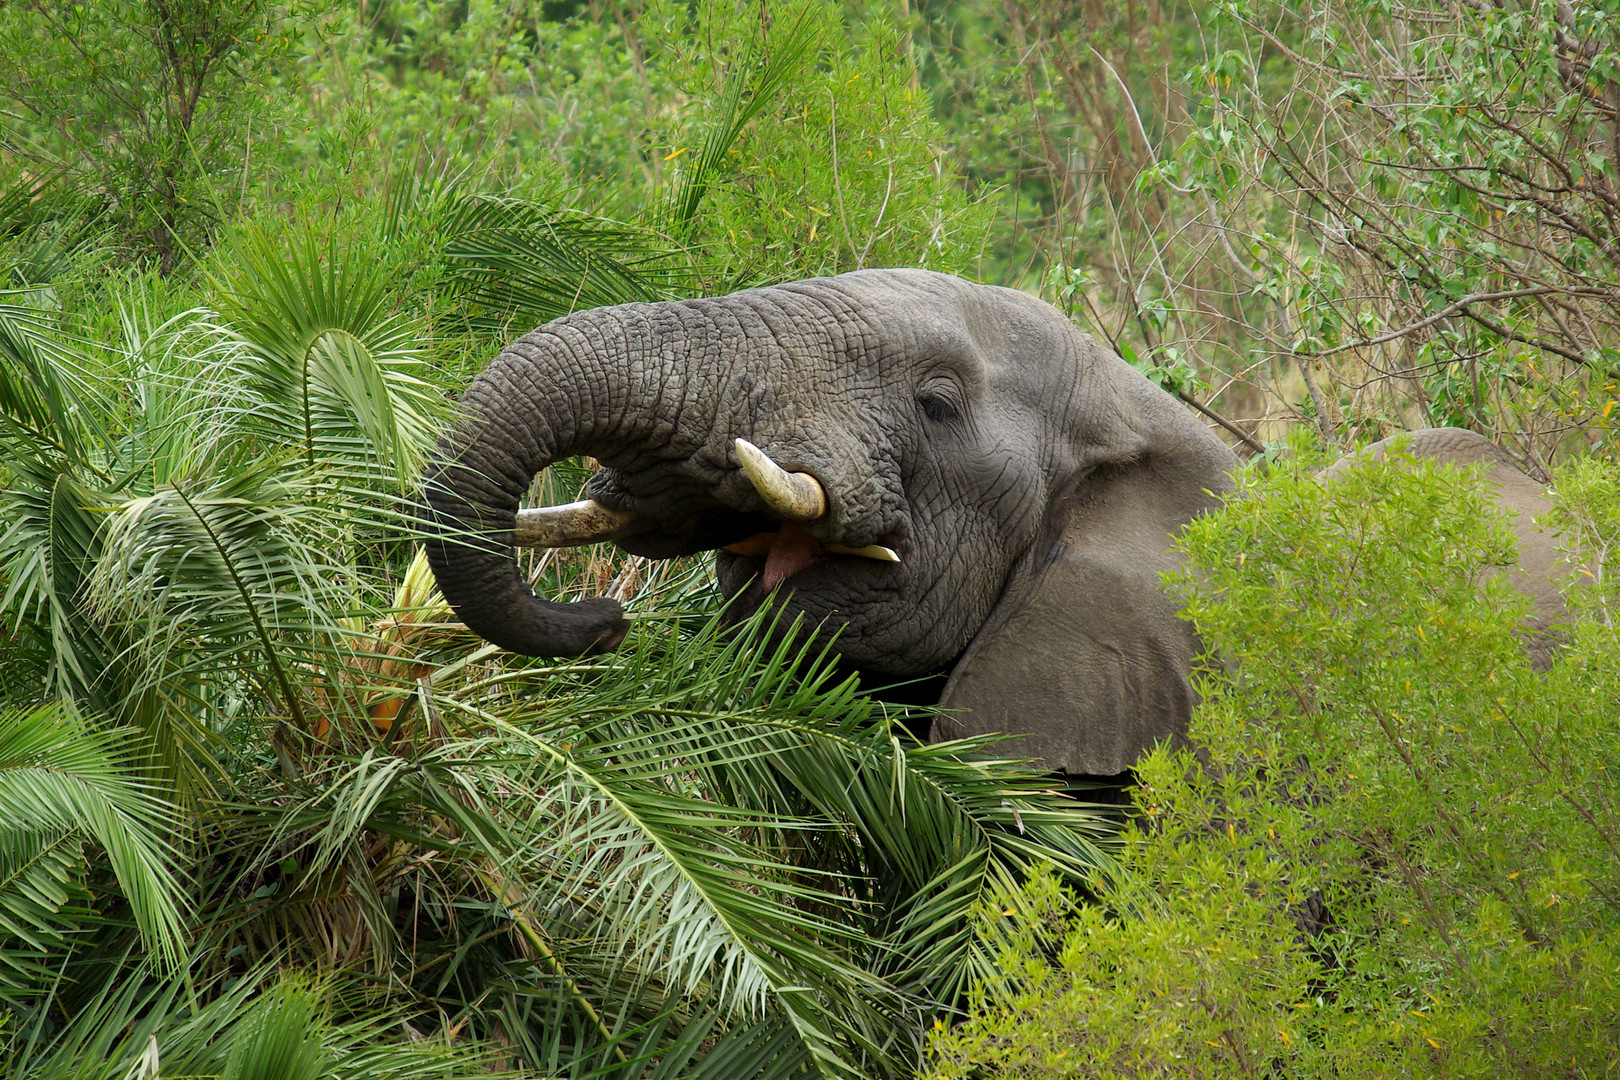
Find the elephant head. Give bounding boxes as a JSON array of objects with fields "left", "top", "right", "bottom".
[{"left": 422, "top": 269, "right": 1239, "bottom": 775}]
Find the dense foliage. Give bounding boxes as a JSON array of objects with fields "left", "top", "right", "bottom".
[
  {"left": 5, "top": 0, "right": 1620, "bottom": 1074},
  {"left": 927, "top": 443, "right": 1620, "bottom": 1078}
]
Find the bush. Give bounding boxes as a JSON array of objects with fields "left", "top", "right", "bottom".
[
  {"left": 927, "top": 440, "right": 1620, "bottom": 1079},
  {"left": 0, "top": 0, "right": 301, "bottom": 273}
]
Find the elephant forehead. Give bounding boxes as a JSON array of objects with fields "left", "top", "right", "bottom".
[
  {"left": 894, "top": 284, "right": 1087, "bottom": 414},
  {"left": 772, "top": 273, "right": 995, "bottom": 362}
]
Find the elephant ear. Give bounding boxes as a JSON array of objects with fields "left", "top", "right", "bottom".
[{"left": 934, "top": 448, "right": 1230, "bottom": 777}]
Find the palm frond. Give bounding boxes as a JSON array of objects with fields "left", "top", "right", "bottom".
[
  {"left": 0, "top": 300, "right": 247, "bottom": 744},
  {"left": 0, "top": 295, "right": 102, "bottom": 471},
  {"left": 221, "top": 976, "right": 331, "bottom": 1080},
  {"left": 442, "top": 196, "right": 692, "bottom": 330},
  {"left": 212, "top": 225, "right": 444, "bottom": 483},
  {"left": 4, "top": 961, "right": 511, "bottom": 1080},
  {"left": 87, "top": 455, "right": 362, "bottom": 739},
  {"left": 474, "top": 605, "right": 1116, "bottom": 1069},
  {"left": 0, "top": 827, "right": 88, "bottom": 1003},
  {"left": 0, "top": 704, "right": 188, "bottom": 971},
  {"left": 0, "top": 468, "right": 124, "bottom": 715},
  {"left": 108, "top": 299, "right": 264, "bottom": 492}
]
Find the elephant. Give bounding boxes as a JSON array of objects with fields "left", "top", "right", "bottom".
[{"left": 420, "top": 268, "right": 1564, "bottom": 777}]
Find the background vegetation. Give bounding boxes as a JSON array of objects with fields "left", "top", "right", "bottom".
[{"left": 2, "top": 0, "right": 1618, "bottom": 1074}]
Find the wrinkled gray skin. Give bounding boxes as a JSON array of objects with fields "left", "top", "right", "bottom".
[{"left": 421, "top": 269, "right": 1563, "bottom": 776}]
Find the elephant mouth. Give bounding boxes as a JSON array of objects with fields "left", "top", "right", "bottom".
[
  {"left": 721, "top": 522, "right": 901, "bottom": 593},
  {"left": 514, "top": 490, "right": 903, "bottom": 581},
  {"left": 724, "top": 523, "right": 820, "bottom": 591},
  {"left": 514, "top": 439, "right": 903, "bottom": 596}
]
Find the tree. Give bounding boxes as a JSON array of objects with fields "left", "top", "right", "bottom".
[
  {"left": 0, "top": 0, "right": 299, "bottom": 272},
  {"left": 1165, "top": 0, "right": 1620, "bottom": 451}
]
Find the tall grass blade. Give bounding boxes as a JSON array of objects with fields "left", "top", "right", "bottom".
[{"left": 665, "top": 3, "right": 822, "bottom": 237}]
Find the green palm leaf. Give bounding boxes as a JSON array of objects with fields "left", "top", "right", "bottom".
[
  {"left": 109, "top": 298, "right": 265, "bottom": 492},
  {"left": 0, "top": 307, "right": 198, "bottom": 769},
  {"left": 87, "top": 454, "right": 363, "bottom": 738},
  {"left": 442, "top": 196, "right": 691, "bottom": 329},
  {"left": 243, "top": 731, "right": 888, "bottom": 1077},
  {"left": 0, "top": 704, "right": 187, "bottom": 973},
  {"left": 4, "top": 962, "right": 511, "bottom": 1079},
  {"left": 0, "top": 827, "right": 88, "bottom": 1001},
  {"left": 212, "top": 225, "right": 443, "bottom": 483},
  {"left": 221, "top": 976, "right": 332, "bottom": 1080},
  {"left": 0, "top": 296, "right": 98, "bottom": 468},
  {"left": 0, "top": 467, "right": 136, "bottom": 721}
]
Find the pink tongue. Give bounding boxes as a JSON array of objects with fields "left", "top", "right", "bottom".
[{"left": 763, "top": 523, "right": 820, "bottom": 591}]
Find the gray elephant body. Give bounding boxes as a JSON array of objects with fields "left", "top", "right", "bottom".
[{"left": 423, "top": 269, "right": 1560, "bottom": 777}]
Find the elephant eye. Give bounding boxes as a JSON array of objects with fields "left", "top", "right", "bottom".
[{"left": 917, "top": 392, "right": 958, "bottom": 424}]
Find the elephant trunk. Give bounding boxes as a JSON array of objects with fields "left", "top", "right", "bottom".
[{"left": 421, "top": 309, "right": 693, "bottom": 657}]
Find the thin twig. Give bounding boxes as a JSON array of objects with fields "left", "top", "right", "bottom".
[
  {"left": 857, "top": 153, "right": 894, "bottom": 269},
  {"left": 1302, "top": 287, "right": 1588, "bottom": 358},
  {"left": 1088, "top": 46, "right": 1197, "bottom": 194},
  {"left": 1178, "top": 391, "right": 1267, "bottom": 455}
]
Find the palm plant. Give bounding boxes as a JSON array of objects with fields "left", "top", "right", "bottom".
[
  {"left": 7, "top": 964, "right": 504, "bottom": 1079},
  {"left": 205, "top": 593, "right": 1112, "bottom": 1079},
  {"left": 0, "top": 703, "right": 188, "bottom": 997}
]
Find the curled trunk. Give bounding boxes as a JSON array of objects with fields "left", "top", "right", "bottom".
[{"left": 421, "top": 311, "right": 685, "bottom": 656}]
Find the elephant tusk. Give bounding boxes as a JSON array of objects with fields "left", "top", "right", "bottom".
[
  {"left": 734, "top": 438, "right": 828, "bottom": 521},
  {"left": 826, "top": 542, "right": 900, "bottom": 563},
  {"left": 514, "top": 500, "right": 637, "bottom": 548}
]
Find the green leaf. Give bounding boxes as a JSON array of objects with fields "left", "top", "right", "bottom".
[
  {"left": 222, "top": 976, "right": 332, "bottom": 1080},
  {"left": 0, "top": 704, "right": 188, "bottom": 971},
  {"left": 442, "top": 196, "right": 688, "bottom": 327}
]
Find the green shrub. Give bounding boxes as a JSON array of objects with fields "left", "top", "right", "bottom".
[
  {"left": 927, "top": 440, "right": 1620, "bottom": 1079},
  {"left": 0, "top": 0, "right": 302, "bottom": 273},
  {"left": 669, "top": 6, "right": 992, "bottom": 284}
]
